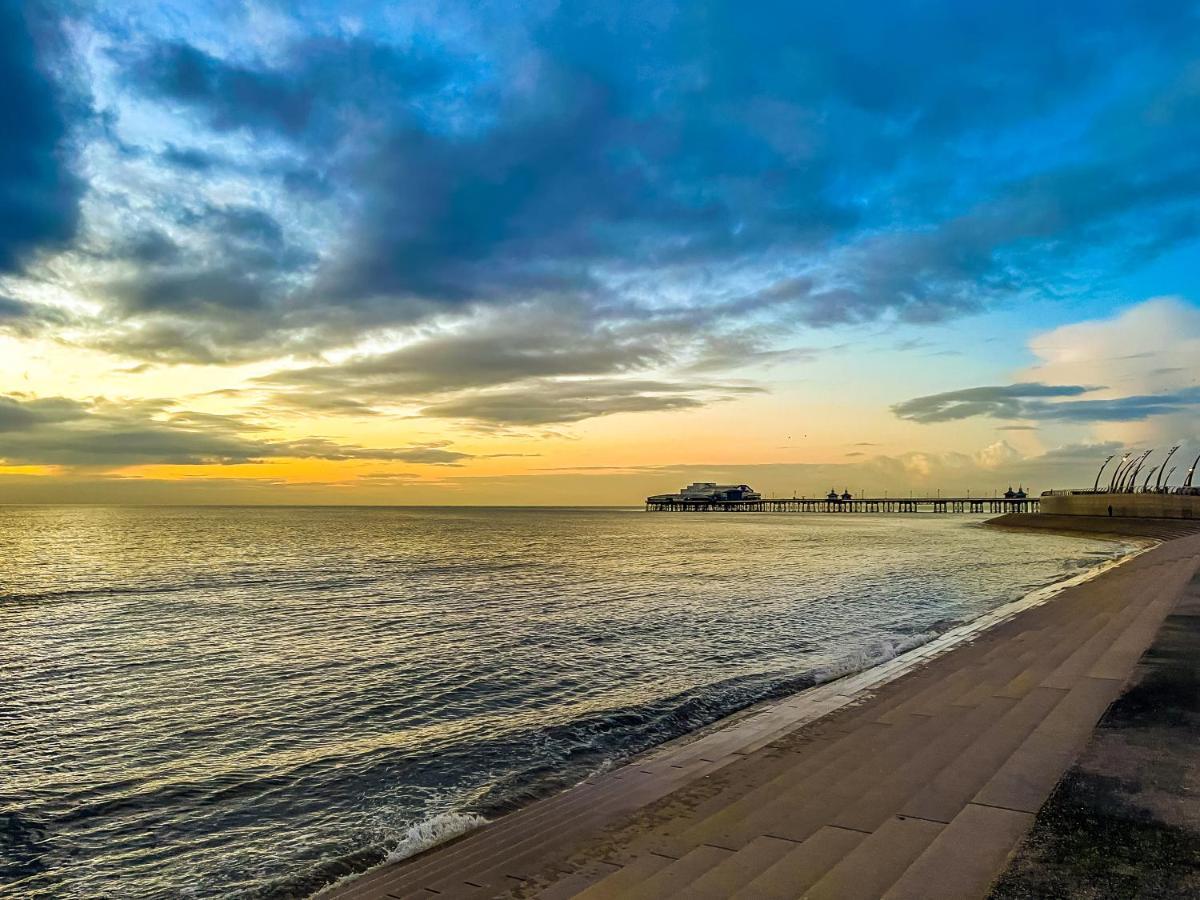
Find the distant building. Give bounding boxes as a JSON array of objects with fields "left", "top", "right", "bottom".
[
  {"left": 648, "top": 482, "right": 762, "bottom": 502},
  {"left": 1003, "top": 485, "right": 1028, "bottom": 499},
  {"left": 827, "top": 488, "right": 852, "bottom": 501}
]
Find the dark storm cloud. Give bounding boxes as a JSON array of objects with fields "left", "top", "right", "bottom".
[
  {"left": 0, "top": 1, "right": 84, "bottom": 271},
  {"left": 893, "top": 383, "right": 1200, "bottom": 424},
  {"left": 0, "top": 393, "right": 473, "bottom": 467}
]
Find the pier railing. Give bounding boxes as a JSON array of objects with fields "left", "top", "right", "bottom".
[{"left": 645, "top": 497, "right": 1038, "bottom": 513}]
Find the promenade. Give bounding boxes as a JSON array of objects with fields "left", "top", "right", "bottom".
[{"left": 330, "top": 518, "right": 1200, "bottom": 900}]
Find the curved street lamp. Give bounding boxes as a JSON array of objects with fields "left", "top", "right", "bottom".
[
  {"left": 1164, "top": 466, "right": 1177, "bottom": 489},
  {"left": 1093, "top": 455, "right": 1114, "bottom": 492},
  {"left": 1109, "top": 452, "right": 1133, "bottom": 493},
  {"left": 1185, "top": 452, "right": 1200, "bottom": 490},
  {"left": 1156, "top": 446, "right": 1180, "bottom": 491},
  {"left": 1118, "top": 451, "right": 1143, "bottom": 492},
  {"left": 1141, "top": 466, "right": 1159, "bottom": 493},
  {"left": 1126, "top": 450, "right": 1154, "bottom": 493}
]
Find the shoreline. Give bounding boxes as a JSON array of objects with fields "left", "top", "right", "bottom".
[
  {"left": 985, "top": 511, "right": 1200, "bottom": 542},
  {"left": 324, "top": 515, "right": 1194, "bottom": 899}
]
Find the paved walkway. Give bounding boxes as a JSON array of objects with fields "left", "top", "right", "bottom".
[
  {"left": 992, "top": 552, "right": 1200, "bottom": 896},
  {"left": 331, "top": 527, "right": 1200, "bottom": 900}
]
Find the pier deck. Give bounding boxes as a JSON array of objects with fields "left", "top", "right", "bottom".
[
  {"left": 329, "top": 522, "right": 1200, "bottom": 900},
  {"left": 646, "top": 496, "right": 1038, "bottom": 513}
]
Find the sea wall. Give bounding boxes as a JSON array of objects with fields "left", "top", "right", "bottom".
[{"left": 1040, "top": 493, "right": 1200, "bottom": 519}]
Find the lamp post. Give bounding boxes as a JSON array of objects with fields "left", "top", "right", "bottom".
[
  {"left": 1093, "top": 455, "right": 1114, "bottom": 492},
  {"left": 1186, "top": 452, "right": 1200, "bottom": 490},
  {"left": 1156, "top": 446, "right": 1180, "bottom": 491},
  {"left": 1141, "top": 466, "right": 1159, "bottom": 493},
  {"left": 1109, "top": 452, "right": 1132, "bottom": 492},
  {"left": 1114, "top": 454, "right": 1134, "bottom": 492},
  {"left": 1123, "top": 450, "right": 1153, "bottom": 493}
]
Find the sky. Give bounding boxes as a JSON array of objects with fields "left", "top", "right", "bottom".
[{"left": 2, "top": 0, "right": 1200, "bottom": 505}]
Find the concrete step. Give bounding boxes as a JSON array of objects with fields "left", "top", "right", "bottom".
[
  {"left": 973, "top": 676, "right": 1126, "bottom": 814},
  {"left": 416, "top": 772, "right": 705, "bottom": 894},
  {"left": 633, "top": 650, "right": 996, "bottom": 859},
  {"left": 636, "top": 719, "right": 898, "bottom": 855},
  {"left": 391, "top": 764, "right": 704, "bottom": 896},
  {"left": 708, "top": 706, "right": 962, "bottom": 849},
  {"left": 829, "top": 695, "right": 1016, "bottom": 833},
  {"left": 669, "top": 835, "right": 798, "bottom": 899},
  {"left": 534, "top": 862, "right": 619, "bottom": 899},
  {"left": 882, "top": 803, "right": 1033, "bottom": 900},
  {"left": 567, "top": 852, "right": 673, "bottom": 900},
  {"left": 616, "top": 844, "right": 732, "bottom": 900},
  {"left": 801, "top": 816, "right": 944, "bottom": 900},
  {"left": 900, "top": 685, "right": 1067, "bottom": 823},
  {"left": 735, "top": 826, "right": 866, "bottom": 899},
  {"left": 1039, "top": 575, "right": 1171, "bottom": 690}
]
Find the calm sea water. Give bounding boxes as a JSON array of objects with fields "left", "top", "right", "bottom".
[{"left": 1, "top": 506, "right": 1125, "bottom": 898}]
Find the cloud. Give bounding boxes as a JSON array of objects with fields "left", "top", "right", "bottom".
[
  {"left": 1022, "top": 297, "right": 1200, "bottom": 396},
  {"left": 418, "top": 379, "right": 762, "bottom": 426},
  {"left": 892, "top": 383, "right": 1092, "bottom": 423},
  {"left": 0, "top": 295, "right": 71, "bottom": 337},
  {"left": 160, "top": 144, "right": 221, "bottom": 172},
  {"left": 263, "top": 305, "right": 668, "bottom": 403},
  {"left": 896, "top": 382, "right": 1200, "bottom": 424},
  {"left": 0, "top": 2, "right": 84, "bottom": 273},
  {"left": 0, "top": 393, "right": 473, "bottom": 468},
  {"left": 26, "top": 0, "right": 1188, "bottom": 369},
  {"left": 894, "top": 298, "right": 1200, "bottom": 437},
  {"left": 251, "top": 303, "right": 769, "bottom": 425},
  {"left": 974, "top": 440, "right": 1021, "bottom": 468}
]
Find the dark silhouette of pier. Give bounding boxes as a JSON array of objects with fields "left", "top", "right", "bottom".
[{"left": 645, "top": 495, "right": 1038, "bottom": 513}]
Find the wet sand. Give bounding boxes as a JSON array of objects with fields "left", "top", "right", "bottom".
[{"left": 328, "top": 517, "right": 1200, "bottom": 900}]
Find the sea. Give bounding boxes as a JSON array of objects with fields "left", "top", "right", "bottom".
[{"left": 0, "top": 505, "right": 1130, "bottom": 898}]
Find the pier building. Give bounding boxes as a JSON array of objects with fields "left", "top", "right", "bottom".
[{"left": 648, "top": 482, "right": 763, "bottom": 503}]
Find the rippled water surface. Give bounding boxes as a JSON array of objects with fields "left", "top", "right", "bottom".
[{"left": 1, "top": 506, "right": 1125, "bottom": 898}]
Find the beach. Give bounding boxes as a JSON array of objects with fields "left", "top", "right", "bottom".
[{"left": 329, "top": 516, "right": 1200, "bottom": 899}]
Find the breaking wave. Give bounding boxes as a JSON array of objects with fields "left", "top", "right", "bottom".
[
  {"left": 385, "top": 812, "right": 489, "bottom": 864},
  {"left": 811, "top": 630, "right": 939, "bottom": 685}
]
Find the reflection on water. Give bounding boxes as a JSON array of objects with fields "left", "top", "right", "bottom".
[{"left": 0, "top": 506, "right": 1122, "bottom": 898}]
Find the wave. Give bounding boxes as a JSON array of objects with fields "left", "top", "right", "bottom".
[
  {"left": 810, "top": 630, "right": 938, "bottom": 685},
  {"left": 384, "top": 812, "right": 488, "bottom": 864},
  {"left": 311, "top": 812, "right": 488, "bottom": 898}
]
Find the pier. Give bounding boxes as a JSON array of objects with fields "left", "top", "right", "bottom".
[{"left": 645, "top": 496, "right": 1039, "bottom": 513}]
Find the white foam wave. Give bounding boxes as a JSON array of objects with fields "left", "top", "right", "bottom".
[
  {"left": 385, "top": 811, "right": 489, "bottom": 863},
  {"left": 312, "top": 812, "right": 488, "bottom": 898},
  {"left": 812, "top": 631, "right": 937, "bottom": 686}
]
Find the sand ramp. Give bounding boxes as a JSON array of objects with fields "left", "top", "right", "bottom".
[{"left": 330, "top": 529, "right": 1200, "bottom": 900}]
